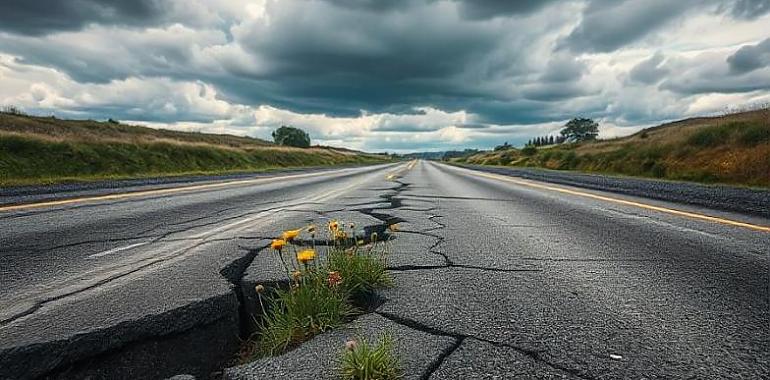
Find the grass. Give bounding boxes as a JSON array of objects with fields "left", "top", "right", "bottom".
[
  {"left": 340, "top": 335, "right": 402, "bottom": 380},
  {"left": 240, "top": 221, "right": 396, "bottom": 361},
  {"left": 454, "top": 108, "right": 770, "bottom": 187},
  {"left": 0, "top": 112, "right": 390, "bottom": 186},
  {"left": 256, "top": 272, "right": 355, "bottom": 356}
]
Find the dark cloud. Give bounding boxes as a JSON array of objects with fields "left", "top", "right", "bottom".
[
  {"left": 721, "top": 0, "right": 770, "bottom": 19},
  {"left": 452, "top": 0, "right": 559, "bottom": 19},
  {"left": 661, "top": 49, "right": 770, "bottom": 94},
  {"left": 561, "top": 0, "right": 692, "bottom": 52},
  {"left": 727, "top": 38, "right": 770, "bottom": 74},
  {"left": 0, "top": 0, "right": 164, "bottom": 35},
  {"left": 629, "top": 52, "right": 669, "bottom": 84}
]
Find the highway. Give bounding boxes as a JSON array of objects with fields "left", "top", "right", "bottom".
[{"left": 1, "top": 160, "right": 768, "bottom": 379}]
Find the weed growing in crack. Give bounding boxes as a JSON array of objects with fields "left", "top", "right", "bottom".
[
  {"left": 340, "top": 334, "right": 402, "bottom": 380},
  {"left": 241, "top": 220, "right": 398, "bottom": 361}
]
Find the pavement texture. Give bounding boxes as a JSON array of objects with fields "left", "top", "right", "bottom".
[
  {"left": 223, "top": 313, "right": 456, "bottom": 380},
  {"left": 1, "top": 160, "right": 768, "bottom": 379}
]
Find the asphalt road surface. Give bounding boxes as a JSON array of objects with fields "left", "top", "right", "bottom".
[{"left": 1, "top": 160, "right": 768, "bottom": 379}]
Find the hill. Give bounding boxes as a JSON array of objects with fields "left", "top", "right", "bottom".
[
  {"left": 0, "top": 113, "right": 389, "bottom": 186},
  {"left": 453, "top": 109, "right": 770, "bottom": 187}
]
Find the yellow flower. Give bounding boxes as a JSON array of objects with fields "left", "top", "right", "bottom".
[
  {"left": 281, "top": 229, "right": 301, "bottom": 241},
  {"left": 329, "top": 220, "right": 339, "bottom": 231},
  {"left": 291, "top": 270, "right": 302, "bottom": 281},
  {"left": 297, "top": 249, "right": 316, "bottom": 264},
  {"left": 388, "top": 223, "right": 400, "bottom": 232},
  {"left": 271, "top": 239, "right": 286, "bottom": 251},
  {"left": 306, "top": 225, "right": 317, "bottom": 234},
  {"left": 335, "top": 230, "right": 347, "bottom": 240}
]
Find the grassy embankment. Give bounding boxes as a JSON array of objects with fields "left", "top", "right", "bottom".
[
  {"left": 453, "top": 109, "right": 770, "bottom": 187},
  {"left": 0, "top": 113, "right": 390, "bottom": 186}
]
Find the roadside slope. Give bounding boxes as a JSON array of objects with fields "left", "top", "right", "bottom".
[
  {"left": 455, "top": 109, "right": 770, "bottom": 187},
  {"left": 0, "top": 112, "right": 389, "bottom": 186}
]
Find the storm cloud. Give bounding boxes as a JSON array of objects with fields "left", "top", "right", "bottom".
[{"left": 0, "top": 0, "right": 768, "bottom": 152}]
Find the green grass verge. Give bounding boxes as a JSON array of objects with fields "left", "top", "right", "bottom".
[{"left": 0, "top": 134, "right": 388, "bottom": 186}]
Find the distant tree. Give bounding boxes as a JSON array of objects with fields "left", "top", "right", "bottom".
[
  {"left": 1, "top": 105, "right": 25, "bottom": 115},
  {"left": 556, "top": 135, "right": 567, "bottom": 144},
  {"left": 272, "top": 126, "right": 311, "bottom": 148},
  {"left": 560, "top": 118, "right": 599, "bottom": 142},
  {"left": 494, "top": 142, "right": 513, "bottom": 151},
  {"left": 549, "top": 135, "right": 555, "bottom": 145},
  {"left": 107, "top": 118, "right": 120, "bottom": 124}
]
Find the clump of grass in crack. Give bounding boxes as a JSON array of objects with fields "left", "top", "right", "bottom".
[
  {"left": 256, "top": 273, "right": 354, "bottom": 356},
  {"left": 340, "top": 335, "right": 402, "bottom": 380},
  {"left": 241, "top": 221, "right": 397, "bottom": 362}
]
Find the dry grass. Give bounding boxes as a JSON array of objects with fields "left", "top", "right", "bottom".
[
  {"left": 0, "top": 113, "right": 389, "bottom": 186},
  {"left": 459, "top": 109, "right": 770, "bottom": 187}
]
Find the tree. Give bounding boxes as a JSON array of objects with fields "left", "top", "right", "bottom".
[
  {"left": 549, "top": 135, "right": 555, "bottom": 145},
  {"left": 272, "top": 126, "right": 311, "bottom": 148},
  {"left": 560, "top": 118, "right": 598, "bottom": 142},
  {"left": 494, "top": 142, "right": 512, "bottom": 151}
]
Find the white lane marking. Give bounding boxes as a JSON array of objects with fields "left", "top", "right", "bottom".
[{"left": 88, "top": 242, "right": 149, "bottom": 258}]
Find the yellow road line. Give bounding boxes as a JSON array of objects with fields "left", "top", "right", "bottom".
[
  {"left": 386, "top": 160, "right": 417, "bottom": 180},
  {"left": 0, "top": 166, "right": 389, "bottom": 213},
  {"left": 462, "top": 168, "right": 770, "bottom": 233}
]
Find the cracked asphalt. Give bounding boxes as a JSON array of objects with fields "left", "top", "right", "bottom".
[
  {"left": 376, "top": 161, "right": 769, "bottom": 379},
  {"left": 2, "top": 160, "right": 769, "bottom": 379}
]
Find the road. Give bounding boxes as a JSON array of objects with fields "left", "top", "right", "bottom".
[{"left": 2, "top": 160, "right": 769, "bottom": 379}]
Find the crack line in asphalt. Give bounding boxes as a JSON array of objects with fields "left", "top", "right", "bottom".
[{"left": 375, "top": 311, "right": 594, "bottom": 380}]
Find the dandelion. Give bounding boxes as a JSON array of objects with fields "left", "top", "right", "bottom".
[
  {"left": 271, "top": 239, "right": 286, "bottom": 251},
  {"left": 335, "top": 230, "right": 347, "bottom": 240},
  {"left": 329, "top": 220, "right": 340, "bottom": 231},
  {"left": 328, "top": 271, "right": 342, "bottom": 287},
  {"left": 297, "top": 249, "right": 316, "bottom": 265},
  {"left": 281, "top": 229, "right": 301, "bottom": 241},
  {"left": 345, "top": 340, "right": 357, "bottom": 351},
  {"left": 255, "top": 284, "right": 266, "bottom": 315},
  {"left": 388, "top": 223, "right": 399, "bottom": 232}
]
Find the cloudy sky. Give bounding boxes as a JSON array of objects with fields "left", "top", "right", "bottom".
[{"left": 1, "top": 0, "right": 769, "bottom": 152}]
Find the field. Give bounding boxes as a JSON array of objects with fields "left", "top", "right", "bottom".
[
  {"left": 454, "top": 109, "right": 770, "bottom": 187},
  {"left": 0, "top": 113, "right": 390, "bottom": 186}
]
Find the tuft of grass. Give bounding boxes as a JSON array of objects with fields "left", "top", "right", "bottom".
[
  {"left": 241, "top": 221, "right": 396, "bottom": 362},
  {"left": 254, "top": 275, "right": 355, "bottom": 357},
  {"left": 340, "top": 335, "right": 402, "bottom": 380},
  {"left": 327, "top": 249, "right": 391, "bottom": 297}
]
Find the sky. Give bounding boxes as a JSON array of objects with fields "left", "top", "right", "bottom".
[{"left": 0, "top": 0, "right": 769, "bottom": 152}]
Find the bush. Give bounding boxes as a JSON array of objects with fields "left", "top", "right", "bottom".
[
  {"left": 521, "top": 145, "right": 537, "bottom": 156},
  {"left": 687, "top": 124, "right": 733, "bottom": 147},
  {"left": 272, "top": 126, "right": 311, "bottom": 148},
  {"left": 340, "top": 335, "right": 401, "bottom": 380},
  {"left": 737, "top": 123, "right": 770, "bottom": 146}
]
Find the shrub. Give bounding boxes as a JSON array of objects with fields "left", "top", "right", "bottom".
[
  {"left": 272, "top": 125, "right": 311, "bottom": 148},
  {"left": 521, "top": 145, "right": 537, "bottom": 156},
  {"left": 687, "top": 124, "right": 733, "bottom": 147},
  {"left": 340, "top": 335, "right": 401, "bottom": 380},
  {"left": 737, "top": 122, "right": 770, "bottom": 146}
]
